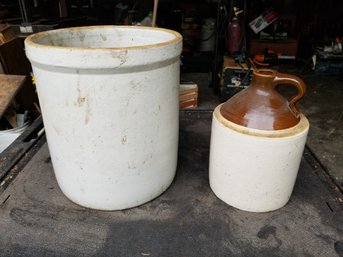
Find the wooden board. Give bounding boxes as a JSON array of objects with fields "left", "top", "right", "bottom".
[
  {"left": 0, "top": 74, "right": 26, "bottom": 118},
  {"left": 0, "top": 37, "right": 38, "bottom": 110},
  {"left": 250, "top": 38, "right": 298, "bottom": 56}
]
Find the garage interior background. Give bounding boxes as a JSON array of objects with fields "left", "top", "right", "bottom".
[{"left": 0, "top": 0, "right": 342, "bottom": 255}]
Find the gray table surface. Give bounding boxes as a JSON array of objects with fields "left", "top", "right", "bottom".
[{"left": 0, "top": 110, "right": 342, "bottom": 257}]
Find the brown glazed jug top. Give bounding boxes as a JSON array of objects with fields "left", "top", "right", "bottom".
[{"left": 220, "top": 69, "right": 306, "bottom": 130}]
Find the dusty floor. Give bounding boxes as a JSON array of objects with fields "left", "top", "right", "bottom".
[
  {"left": 300, "top": 75, "right": 343, "bottom": 191},
  {"left": 181, "top": 72, "right": 343, "bottom": 192}
]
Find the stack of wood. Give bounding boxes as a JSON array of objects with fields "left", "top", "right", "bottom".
[{"left": 179, "top": 83, "right": 198, "bottom": 109}]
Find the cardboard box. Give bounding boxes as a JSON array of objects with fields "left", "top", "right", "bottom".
[{"left": 249, "top": 8, "right": 278, "bottom": 34}]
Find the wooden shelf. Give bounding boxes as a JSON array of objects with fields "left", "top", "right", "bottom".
[{"left": 250, "top": 38, "right": 298, "bottom": 56}]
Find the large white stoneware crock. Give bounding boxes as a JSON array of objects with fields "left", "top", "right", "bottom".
[
  {"left": 25, "top": 26, "right": 182, "bottom": 210},
  {"left": 209, "top": 69, "right": 310, "bottom": 212}
]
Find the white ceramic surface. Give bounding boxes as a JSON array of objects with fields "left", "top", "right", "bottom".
[
  {"left": 0, "top": 121, "right": 29, "bottom": 153},
  {"left": 209, "top": 104, "right": 309, "bottom": 212},
  {"left": 25, "top": 26, "right": 182, "bottom": 210}
]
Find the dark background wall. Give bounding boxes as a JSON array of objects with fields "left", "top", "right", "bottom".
[{"left": 0, "top": 0, "right": 342, "bottom": 56}]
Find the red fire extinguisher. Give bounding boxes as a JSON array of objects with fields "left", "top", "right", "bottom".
[{"left": 227, "top": 7, "right": 243, "bottom": 55}]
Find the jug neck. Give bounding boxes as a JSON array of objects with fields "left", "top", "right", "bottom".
[{"left": 251, "top": 69, "right": 277, "bottom": 88}]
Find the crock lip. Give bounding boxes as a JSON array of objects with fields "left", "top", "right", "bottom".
[
  {"left": 25, "top": 25, "right": 182, "bottom": 51},
  {"left": 214, "top": 104, "right": 309, "bottom": 138}
]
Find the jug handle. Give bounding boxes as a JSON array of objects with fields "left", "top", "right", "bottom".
[{"left": 272, "top": 74, "right": 306, "bottom": 116}]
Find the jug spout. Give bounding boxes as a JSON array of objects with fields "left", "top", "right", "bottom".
[{"left": 251, "top": 69, "right": 278, "bottom": 86}]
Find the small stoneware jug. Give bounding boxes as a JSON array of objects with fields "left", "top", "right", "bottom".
[{"left": 209, "top": 69, "right": 310, "bottom": 212}]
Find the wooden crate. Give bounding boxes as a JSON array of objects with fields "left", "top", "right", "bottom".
[{"left": 179, "top": 83, "right": 198, "bottom": 109}]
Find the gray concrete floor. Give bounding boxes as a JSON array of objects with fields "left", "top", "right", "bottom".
[
  {"left": 181, "top": 72, "right": 343, "bottom": 192},
  {"left": 300, "top": 75, "right": 343, "bottom": 190}
]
